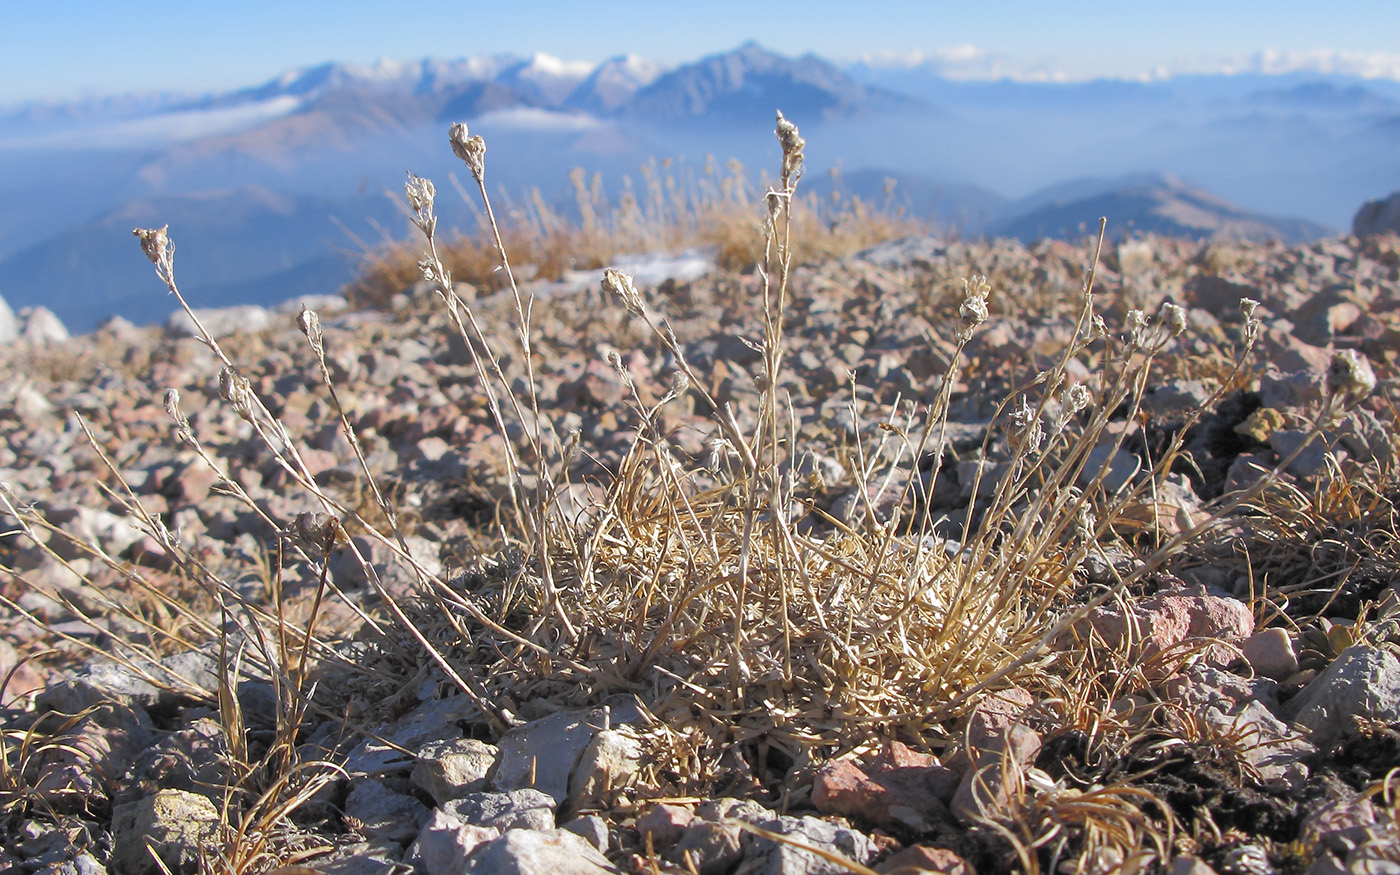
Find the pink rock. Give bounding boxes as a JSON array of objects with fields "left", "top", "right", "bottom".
[
  {"left": 878, "top": 844, "right": 976, "bottom": 875},
  {"left": 812, "top": 742, "right": 957, "bottom": 829},
  {"left": 172, "top": 461, "right": 221, "bottom": 504},
  {"left": 417, "top": 436, "right": 451, "bottom": 462},
  {"left": 300, "top": 447, "right": 340, "bottom": 479},
  {"left": 1242, "top": 627, "right": 1298, "bottom": 681},
  {"left": 637, "top": 802, "right": 694, "bottom": 849},
  {"left": 945, "top": 687, "right": 1037, "bottom": 776},
  {"left": 1082, "top": 589, "right": 1253, "bottom": 674},
  {"left": 0, "top": 639, "right": 47, "bottom": 706}
]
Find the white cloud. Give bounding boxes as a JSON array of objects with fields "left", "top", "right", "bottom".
[
  {"left": 0, "top": 96, "right": 302, "bottom": 151},
  {"left": 857, "top": 46, "right": 1071, "bottom": 82},
  {"left": 471, "top": 107, "right": 604, "bottom": 131},
  {"left": 858, "top": 45, "right": 1400, "bottom": 84},
  {"left": 1237, "top": 48, "right": 1400, "bottom": 79}
]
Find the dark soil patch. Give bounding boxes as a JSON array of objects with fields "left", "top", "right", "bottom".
[{"left": 1132, "top": 743, "right": 1299, "bottom": 843}]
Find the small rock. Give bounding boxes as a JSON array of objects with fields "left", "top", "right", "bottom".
[
  {"left": 1300, "top": 794, "right": 1376, "bottom": 857},
  {"left": 491, "top": 697, "right": 642, "bottom": 806},
  {"left": 1283, "top": 645, "right": 1400, "bottom": 746},
  {"left": 1242, "top": 628, "right": 1299, "bottom": 682},
  {"left": 563, "top": 814, "right": 611, "bottom": 854},
  {"left": 0, "top": 294, "right": 18, "bottom": 343},
  {"left": 166, "top": 304, "right": 271, "bottom": 338},
  {"left": 1353, "top": 190, "right": 1400, "bottom": 237},
  {"left": 442, "top": 788, "right": 557, "bottom": 832},
  {"left": 1078, "top": 588, "right": 1254, "bottom": 674},
  {"left": 412, "top": 738, "right": 497, "bottom": 804},
  {"left": 307, "top": 841, "right": 405, "bottom": 875},
  {"left": 637, "top": 802, "right": 694, "bottom": 849},
  {"left": 877, "top": 844, "right": 974, "bottom": 875},
  {"left": 1078, "top": 442, "right": 1140, "bottom": 495},
  {"left": 463, "top": 828, "right": 620, "bottom": 875},
  {"left": 345, "top": 779, "right": 430, "bottom": 844},
  {"left": 19, "top": 306, "right": 70, "bottom": 343},
  {"left": 737, "top": 815, "right": 878, "bottom": 875},
  {"left": 1187, "top": 275, "right": 1265, "bottom": 317},
  {"left": 1269, "top": 429, "right": 1333, "bottom": 479},
  {"left": 109, "top": 789, "right": 219, "bottom": 875},
  {"left": 409, "top": 811, "right": 500, "bottom": 875},
  {"left": 1169, "top": 855, "right": 1219, "bottom": 875},
  {"left": 344, "top": 691, "right": 476, "bottom": 777},
  {"left": 812, "top": 741, "right": 957, "bottom": 830}
]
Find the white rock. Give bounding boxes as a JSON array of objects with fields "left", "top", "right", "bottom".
[
  {"left": 1284, "top": 645, "right": 1400, "bottom": 746},
  {"left": 413, "top": 738, "right": 498, "bottom": 804},
  {"left": 0, "top": 295, "right": 16, "bottom": 343},
  {"left": 166, "top": 304, "right": 271, "bottom": 338},
  {"left": 463, "top": 828, "right": 619, "bottom": 875},
  {"left": 19, "top": 306, "right": 69, "bottom": 343},
  {"left": 410, "top": 811, "right": 500, "bottom": 875},
  {"left": 491, "top": 698, "right": 642, "bottom": 806},
  {"left": 570, "top": 728, "right": 644, "bottom": 810}
]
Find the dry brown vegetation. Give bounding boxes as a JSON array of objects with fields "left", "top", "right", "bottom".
[{"left": 345, "top": 156, "right": 921, "bottom": 309}]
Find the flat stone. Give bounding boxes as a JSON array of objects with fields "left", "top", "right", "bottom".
[
  {"left": 442, "top": 788, "right": 557, "bottom": 832},
  {"left": 463, "top": 828, "right": 620, "bottom": 875}
]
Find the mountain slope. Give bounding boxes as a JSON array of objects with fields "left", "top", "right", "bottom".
[
  {"left": 628, "top": 42, "right": 920, "bottom": 123},
  {"left": 0, "top": 187, "right": 394, "bottom": 332},
  {"left": 987, "top": 174, "right": 1333, "bottom": 244}
]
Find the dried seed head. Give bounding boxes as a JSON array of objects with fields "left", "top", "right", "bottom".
[
  {"left": 706, "top": 437, "right": 732, "bottom": 475},
  {"left": 1159, "top": 302, "right": 1187, "bottom": 338},
  {"left": 297, "top": 305, "right": 322, "bottom": 352},
  {"left": 1240, "top": 297, "right": 1262, "bottom": 345},
  {"left": 163, "top": 388, "right": 181, "bottom": 421},
  {"left": 418, "top": 258, "right": 439, "bottom": 284},
  {"left": 1125, "top": 309, "right": 1150, "bottom": 349},
  {"left": 775, "top": 111, "right": 805, "bottom": 187},
  {"left": 218, "top": 366, "right": 255, "bottom": 421},
  {"left": 164, "top": 388, "right": 193, "bottom": 443},
  {"left": 1326, "top": 349, "right": 1377, "bottom": 410},
  {"left": 602, "top": 268, "right": 646, "bottom": 316},
  {"left": 1066, "top": 383, "right": 1093, "bottom": 415},
  {"left": 659, "top": 371, "right": 690, "bottom": 405},
  {"left": 1076, "top": 505, "right": 1098, "bottom": 546},
  {"left": 1008, "top": 395, "right": 1044, "bottom": 455},
  {"left": 1052, "top": 382, "right": 1094, "bottom": 435},
  {"left": 404, "top": 173, "right": 437, "bottom": 235},
  {"left": 765, "top": 189, "right": 785, "bottom": 226},
  {"left": 605, "top": 348, "right": 633, "bottom": 387},
  {"left": 133, "top": 225, "right": 174, "bottom": 282},
  {"left": 133, "top": 225, "right": 169, "bottom": 265},
  {"left": 957, "top": 275, "right": 990, "bottom": 340},
  {"left": 448, "top": 123, "right": 487, "bottom": 181},
  {"left": 285, "top": 511, "right": 343, "bottom": 555}
]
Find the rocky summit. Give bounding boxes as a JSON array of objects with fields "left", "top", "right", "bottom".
[{"left": 3, "top": 229, "right": 1400, "bottom": 874}]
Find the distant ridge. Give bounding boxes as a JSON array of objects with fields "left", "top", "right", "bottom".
[
  {"left": 987, "top": 174, "right": 1333, "bottom": 244},
  {"left": 627, "top": 42, "right": 920, "bottom": 122}
]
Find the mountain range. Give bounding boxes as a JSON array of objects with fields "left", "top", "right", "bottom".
[{"left": 2, "top": 42, "right": 1397, "bottom": 332}]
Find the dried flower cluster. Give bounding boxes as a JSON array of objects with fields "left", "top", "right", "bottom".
[{"left": 449, "top": 122, "right": 487, "bottom": 182}]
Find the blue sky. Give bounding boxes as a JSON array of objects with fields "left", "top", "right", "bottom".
[{"left": 4, "top": 0, "right": 1400, "bottom": 104}]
